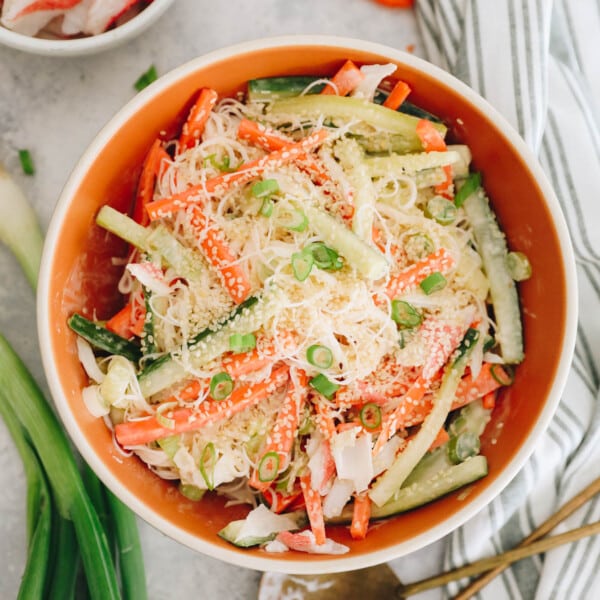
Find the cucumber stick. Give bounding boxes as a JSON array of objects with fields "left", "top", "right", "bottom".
[
  {"left": 463, "top": 190, "right": 524, "bottom": 363},
  {"left": 268, "top": 95, "right": 446, "bottom": 149},
  {"left": 96, "top": 206, "right": 203, "bottom": 284},
  {"left": 305, "top": 206, "right": 389, "bottom": 280},
  {"left": 369, "top": 329, "right": 479, "bottom": 507}
]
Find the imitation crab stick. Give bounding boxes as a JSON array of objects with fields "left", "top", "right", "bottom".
[
  {"left": 300, "top": 472, "right": 327, "bottom": 545},
  {"left": 178, "top": 88, "right": 219, "bottom": 152},
  {"left": 383, "top": 80, "right": 412, "bottom": 110},
  {"left": 189, "top": 205, "right": 251, "bottom": 304},
  {"left": 115, "top": 366, "right": 289, "bottom": 446},
  {"left": 350, "top": 493, "right": 371, "bottom": 540},
  {"left": 385, "top": 247, "right": 455, "bottom": 299},
  {"left": 146, "top": 129, "right": 329, "bottom": 220},
  {"left": 249, "top": 370, "right": 308, "bottom": 491},
  {"left": 133, "top": 139, "right": 169, "bottom": 226},
  {"left": 320, "top": 59, "right": 365, "bottom": 96}
]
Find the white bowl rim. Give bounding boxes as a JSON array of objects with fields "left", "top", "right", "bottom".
[
  {"left": 37, "top": 34, "right": 578, "bottom": 574},
  {"left": 0, "top": 0, "right": 174, "bottom": 56}
]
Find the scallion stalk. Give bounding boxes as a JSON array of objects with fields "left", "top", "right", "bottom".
[
  {"left": 419, "top": 272, "right": 447, "bottom": 295},
  {"left": 209, "top": 372, "right": 234, "bottom": 401},
  {"left": 306, "top": 344, "right": 333, "bottom": 369},
  {"left": 309, "top": 374, "right": 339, "bottom": 400}
]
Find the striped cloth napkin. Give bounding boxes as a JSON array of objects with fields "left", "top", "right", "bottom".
[{"left": 415, "top": 1, "right": 600, "bottom": 598}]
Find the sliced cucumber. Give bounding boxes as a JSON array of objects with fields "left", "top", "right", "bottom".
[
  {"left": 268, "top": 95, "right": 446, "bottom": 151},
  {"left": 218, "top": 519, "right": 275, "bottom": 548},
  {"left": 463, "top": 191, "right": 524, "bottom": 363},
  {"left": 365, "top": 150, "right": 459, "bottom": 178},
  {"left": 247, "top": 76, "right": 325, "bottom": 101},
  {"left": 328, "top": 455, "right": 488, "bottom": 524}
]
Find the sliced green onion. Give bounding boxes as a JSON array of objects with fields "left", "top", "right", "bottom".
[
  {"left": 199, "top": 442, "right": 216, "bottom": 490},
  {"left": 259, "top": 197, "right": 274, "bottom": 217},
  {"left": 490, "top": 364, "right": 515, "bottom": 386},
  {"left": 425, "top": 196, "right": 457, "bottom": 225},
  {"left": 506, "top": 251, "right": 532, "bottom": 282},
  {"left": 404, "top": 233, "right": 434, "bottom": 261},
  {"left": 18, "top": 149, "right": 35, "bottom": 175},
  {"left": 483, "top": 335, "right": 496, "bottom": 352},
  {"left": 277, "top": 207, "right": 308, "bottom": 232},
  {"left": 205, "top": 154, "right": 240, "bottom": 173},
  {"left": 359, "top": 403, "right": 382, "bottom": 430},
  {"left": 156, "top": 435, "right": 180, "bottom": 460},
  {"left": 229, "top": 332, "right": 256, "bottom": 353},
  {"left": 306, "top": 344, "right": 333, "bottom": 369},
  {"left": 391, "top": 300, "right": 422, "bottom": 328},
  {"left": 257, "top": 451, "right": 280, "bottom": 483},
  {"left": 134, "top": 65, "right": 158, "bottom": 91},
  {"left": 209, "top": 372, "right": 234, "bottom": 401},
  {"left": 178, "top": 483, "right": 205, "bottom": 501},
  {"left": 420, "top": 272, "right": 447, "bottom": 295},
  {"left": 309, "top": 373, "right": 339, "bottom": 400},
  {"left": 304, "top": 242, "right": 343, "bottom": 271},
  {"left": 155, "top": 402, "right": 177, "bottom": 429},
  {"left": 447, "top": 431, "right": 480, "bottom": 464},
  {"left": 291, "top": 251, "right": 314, "bottom": 281},
  {"left": 454, "top": 171, "right": 481, "bottom": 207},
  {"left": 252, "top": 178, "right": 279, "bottom": 198}
]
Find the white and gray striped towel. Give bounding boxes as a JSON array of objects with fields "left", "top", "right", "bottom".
[{"left": 415, "top": 1, "right": 600, "bottom": 598}]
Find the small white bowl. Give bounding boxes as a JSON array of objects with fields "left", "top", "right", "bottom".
[{"left": 0, "top": 0, "right": 174, "bottom": 56}]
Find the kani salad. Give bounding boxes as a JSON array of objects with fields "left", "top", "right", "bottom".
[{"left": 69, "top": 59, "right": 530, "bottom": 555}]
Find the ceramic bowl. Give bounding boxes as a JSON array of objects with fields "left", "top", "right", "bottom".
[
  {"left": 0, "top": 0, "right": 174, "bottom": 56},
  {"left": 37, "top": 36, "right": 577, "bottom": 573}
]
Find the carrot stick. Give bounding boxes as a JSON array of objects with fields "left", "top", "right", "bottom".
[
  {"left": 249, "top": 370, "right": 308, "bottom": 491},
  {"left": 350, "top": 493, "right": 371, "bottom": 540},
  {"left": 300, "top": 472, "right": 326, "bottom": 545},
  {"left": 385, "top": 247, "right": 455, "bottom": 299},
  {"left": 383, "top": 80, "right": 411, "bottom": 110},
  {"left": 105, "top": 303, "right": 134, "bottom": 338},
  {"left": 146, "top": 129, "right": 329, "bottom": 220},
  {"left": 114, "top": 366, "right": 289, "bottom": 446},
  {"left": 416, "top": 118, "right": 447, "bottom": 152},
  {"left": 320, "top": 59, "right": 365, "bottom": 96},
  {"left": 133, "top": 139, "right": 167, "bottom": 226},
  {"left": 189, "top": 205, "right": 251, "bottom": 304},
  {"left": 178, "top": 88, "right": 219, "bottom": 152},
  {"left": 482, "top": 390, "right": 496, "bottom": 410}
]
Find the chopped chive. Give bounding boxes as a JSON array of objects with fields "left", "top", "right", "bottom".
[
  {"left": 252, "top": 178, "right": 279, "bottom": 198},
  {"left": 259, "top": 198, "right": 274, "bottom": 217},
  {"left": 18, "top": 149, "right": 35, "bottom": 175},
  {"left": 304, "top": 243, "right": 343, "bottom": 271},
  {"left": 425, "top": 196, "right": 457, "bottom": 225},
  {"left": 454, "top": 171, "right": 481, "bottom": 207},
  {"left": 391, "top": 300, "right": 422, "bottom": 328},
  {"left": 206, "top": 154, "right": 240, "bottom": 173},
  {"left": 258, "top": 451, "right": 280, "bottom": 483},
  {"left": 178, "top": 483, "right": 205, "bottom": 501},
  {"left": 134, "top": 65, "right": 158, "bottom": 92},
  {"left": 490, "top": 364, "right": 514, "bottom": 386},
  {"left": 447, "top": 431, "right": 480, "bottom": 464},
  {"left": 291, "top": 251, "right": 313, "bottom": 281},
  {"left": 209, "top": 372, "right": 234, "bottom": 401},
  {"left": 420, "top": 272, "right": 447, "bottom": 295},
  {"left": 309, "top": 373, "right": 339, "bottom": 400},
  {"left": 483, "top": 335, "right": 496, "bottom": 352},
  {"left": 506, "top": 251, "right": 532, "bottom": 281},
  {"left": 199, "top": 442, "right": 216, "bottom": 490},
  {"left": 229, "top": 332, "right": 256, "bottom": 353},
  {"left": 155, "top": 402, "right": 176, "bottom": 429},
  {"left": 306, "top": 344, "right": 333, "bottom": 369},
  {"left": 404, "top": 233, "right": 434, "bottom": 261},
  {"left": 359, "top": 403, "right": 382, "bottom": 430},
  {"left": 277, "top": 207, "right": 308, "bottom": 232}
]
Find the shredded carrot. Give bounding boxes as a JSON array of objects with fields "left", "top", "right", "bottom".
[
  {"left": 249, "top": 370, "right": 308, "bottom": 491},
  {"left": 189, "top": 205, "right": 251, "bottom": 304},
  {"left": 222, "top": 348, "right": 272, "bottom": 378},
  {"left": 262, "top": 486, "right": 303, "bottom": 514},
  {"left": 386, "top": 247, "right": 455, "bottom": 299},
  {"left": 416, "top": 118, "right": 447, "bottom": 152},
  {"left": 146, "top": 129, "right": 329, "bottom": 220},
  {"left": 133, "top": 139, "right": 166, "bottom": 226},
  {"left": 300, "top": 472, "right": 326, "bottom": 545},
  {"left": 429, "top": 427, "right": 450, "bottom": 450},
  {"left": 178, "top": 88, "right": 219, "bottom": 152},
  {"left": 383, "top": 80, "right": 411, "bottom": 110},
  {"left": 350, "top": 493, "right": 371, "bottom": 540},
  {"left": 482, "top": 390, "right": 497, "bottom": 410},
  {"left": 320, "top": 59, "right": 365, "bottom": 97},
  {"left": 114, "top": 366, "right": 289, "bottom": 446},
  {"left": 105, "top": 303, "right": 134, "bottom": 338}
]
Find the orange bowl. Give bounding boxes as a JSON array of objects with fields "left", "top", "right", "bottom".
[{"left": 37, "top": 36, "right": 577, "bottom": 573}]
